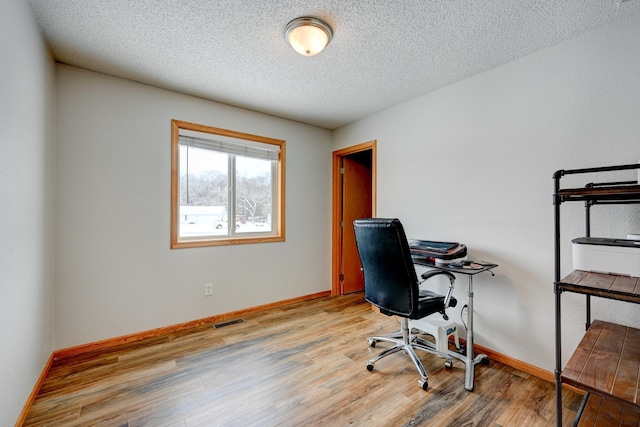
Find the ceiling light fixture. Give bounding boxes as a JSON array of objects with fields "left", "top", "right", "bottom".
[{"left": 285, "top": 17, "right": 333, "bottom": 57}]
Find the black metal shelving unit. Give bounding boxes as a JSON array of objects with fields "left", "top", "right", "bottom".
[{"left": 553, "top": 163, "right": 640, "bottom": 426}]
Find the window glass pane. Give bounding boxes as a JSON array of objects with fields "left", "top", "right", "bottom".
[
  {"left": 178, "top": 145, "right": 230, "bottom": 238},
  {"left": 235, "top": 155, "right": 273, "bottom": 233}
]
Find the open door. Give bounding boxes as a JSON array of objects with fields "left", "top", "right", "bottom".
[{"left": 332, "top": 141, "right": 376, "bottom": 295}]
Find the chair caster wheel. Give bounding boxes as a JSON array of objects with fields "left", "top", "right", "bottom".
[
  {"left": 481, "top": 357, "right": 490, "bottom": 366},
  {"left": 366, "top": 363, "right": 374, "bottom": 371},
  {"left": 418, "top": 378, "right": 428, "bottom": 390},
  {"left": 444, "top": 359, "right": 453, "bottom": 369},
  {"left": 368, "top": 339, "right": 376, "bottom": 348}
]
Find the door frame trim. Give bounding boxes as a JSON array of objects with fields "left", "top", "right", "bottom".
[{"left": 331, "top": 140, "right": 377, "bottom": 296}]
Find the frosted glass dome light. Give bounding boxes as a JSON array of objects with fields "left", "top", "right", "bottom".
[{"left": 285, "top": 17, "right": 333, "bottom": 57}]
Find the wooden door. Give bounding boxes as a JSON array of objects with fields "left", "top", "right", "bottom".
[
  {"left": 341, "top": 151, "right": 372, "bottom": 294},
  {"left": 331, "top": 141, "right": 376, "bottom": 296}
]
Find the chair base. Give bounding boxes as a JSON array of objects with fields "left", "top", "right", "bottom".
[{"left": 366, "top": 317, "right": 454, "bottom": 390}]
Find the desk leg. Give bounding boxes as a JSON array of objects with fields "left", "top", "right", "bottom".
[{"left": 465, "top": 275, "right": 487, "bottom": 391}]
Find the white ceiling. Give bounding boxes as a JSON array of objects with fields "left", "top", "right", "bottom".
[{"left": 27, "top": 0, "right": 640, "bottom": 129}]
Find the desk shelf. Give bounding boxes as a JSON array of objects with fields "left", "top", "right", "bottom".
[{"left": 553, "top": 163, "right": 640, "bottom": 426}]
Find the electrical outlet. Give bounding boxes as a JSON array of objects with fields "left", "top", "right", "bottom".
[{"left": 204, "top": 284, "right": 213, "bottom": 296}]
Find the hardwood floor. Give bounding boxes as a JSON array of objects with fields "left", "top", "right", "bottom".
[{"left": 23, "top": 293, "right": 582, "bottom": 426}]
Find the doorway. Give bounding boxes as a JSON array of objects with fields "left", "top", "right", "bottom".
[{"left": 332, "top": 141, "right": 376, "bottom": 296}]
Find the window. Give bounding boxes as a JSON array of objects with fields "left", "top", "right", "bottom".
[{"left": 171, "top": 120, "right": 285, "bottom": 248}]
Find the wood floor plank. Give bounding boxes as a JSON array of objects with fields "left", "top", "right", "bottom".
[{"left": 23, "top": 293, "right": 582, "bottom": 426}]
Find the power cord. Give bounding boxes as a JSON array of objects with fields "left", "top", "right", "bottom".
[
  {"left": 460, "top": 304, "right": 468, "bottom": 332},
  {"left": 456, "top": 304, "right": 469, "bottom": 355}
]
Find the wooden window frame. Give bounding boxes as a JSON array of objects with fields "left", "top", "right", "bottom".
[{"left": 170, "top": 119, "right": 286, "bottom": 248}]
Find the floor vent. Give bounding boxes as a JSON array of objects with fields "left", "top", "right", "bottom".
[{"left": 213, "top": 319, "right": 245, "bottom": 329}]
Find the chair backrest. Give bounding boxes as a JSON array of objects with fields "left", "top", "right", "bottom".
[{"left": 353, "top": 218, "right": 419, "bottom": 317}]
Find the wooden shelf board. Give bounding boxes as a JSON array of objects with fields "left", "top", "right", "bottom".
[
  {"left": 576, "top": 394, "right": 640, "bottom": 426},
  {"left": 557, "top": 184, "right": 640, "bottom": 201},
  {"left": 558, "top": 271, "right": 640, "bottom": 304},
  {"left": 562, "top": 320, "right": 640, "bottom": 407}
]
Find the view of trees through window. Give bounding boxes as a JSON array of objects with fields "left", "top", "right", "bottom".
[
  {"left": 236, "top": 156, "right": 273, "bottom": 225},
  {"left": 179, "top": 147, "right": 273, "bottom": 236}
]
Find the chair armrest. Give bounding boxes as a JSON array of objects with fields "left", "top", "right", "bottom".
[
  {"left": 420, "top": 270, "right": 455, "bottom": 282},
  {"left": 420, "top": 270, "right": 456, "bottom": 307}
]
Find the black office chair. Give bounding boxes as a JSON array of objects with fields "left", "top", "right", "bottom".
[{"left": 353, "top": 218, "right": 457, "bottom": 390}]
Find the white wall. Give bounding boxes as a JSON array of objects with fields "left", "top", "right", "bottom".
[
  {"left": 55, "top": 65, "right": 333, "bottom": 349},
  {"left": 0, "top": 0, "right": 56, "bottom": 425},
  {"left": 334, "top": 14, "right": 640, "bottom": 371}
]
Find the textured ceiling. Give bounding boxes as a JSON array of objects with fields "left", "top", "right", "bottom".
[{"left": 27, "top": 0, "right": 640, "bottom": 129}]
